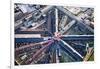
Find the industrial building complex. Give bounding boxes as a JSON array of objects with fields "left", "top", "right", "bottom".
[{"left": 14, "top": 3, "right": 94, "bottom": 65}]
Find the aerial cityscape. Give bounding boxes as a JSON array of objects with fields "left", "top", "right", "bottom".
[{"left": 14, "top": 3, "right": 94, "bottom": 65}]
